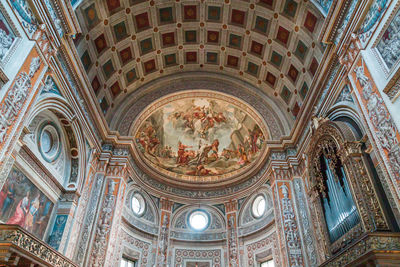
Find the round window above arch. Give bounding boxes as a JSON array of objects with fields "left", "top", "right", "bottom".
[
  {"left": 252, "top": 195, "right": 266, "bottom": 218},
  {"left": 188, "top": 210, "right": 210, "bottom": 231},
  {"left": 131, "top": 192, "right": 146, "bottom": 217},
  {"left": 38, "top": 123, "right": 61, "bottom": 163}
]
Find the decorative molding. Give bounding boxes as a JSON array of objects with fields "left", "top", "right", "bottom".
[
  {"left": 352, "top": 59, "right": 400, "bottom": 181},
  {"left": 0, "top": 55, "right": 41, "bottom": 144},
  {"left": 293, "top": 179, "right": 317, "bottom": 267},
  {"left": 0, "top": 154, "right": 14, "bottom": 193},
  {"left": 19, "top": 146, "right": 62, "bottom": 196},
  {"left": 320, "top": 233, "right": 400, "bottom": 266},
  {"left": 278, "top": 182, "right": 304, "bottom": 266},
  {"left": 225, "top": 201, "right": 240, "bottom": 267},
  {"left": 89, "top": 178, "right": 120, "bottom": 267},
  {"left": 0, "top": 225, "right": 78, "bottom": 267},
  {"left": 335, "top": 85, "right": 354, "bottom": 104},
  {"left": 156, "top": 211, "right": 171, "bottom": 267},
  {"left": 47, "top": 214, "right": 68, "bottom": 250},
  {"left": 75, "top": 173, "right": 103, "bottom": 262},
  {"left": 117, "top": 230, "right": 152, "bottom": 267},
  {"left": 245, "top": 234, "right": 276, "bottom": 267},
  {"left": 174, "top": 248, "right": 222, "bottom": 267},
  {"left": 9, "top": 0, "right": 38, "bottom": 36},
  {"left": 358, "top": 0, "right": 389, "bottom": 44},
  {"left": 0, "top": 1, "right": 22, "bottom": 68}
]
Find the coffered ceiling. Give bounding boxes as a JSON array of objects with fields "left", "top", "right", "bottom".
[{"left": 73, "top": 0, "right": 325, "bottom": 133}]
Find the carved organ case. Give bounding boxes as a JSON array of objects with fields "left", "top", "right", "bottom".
[{"left": 307, "top": 120, "right": 390, "bottom": 260}]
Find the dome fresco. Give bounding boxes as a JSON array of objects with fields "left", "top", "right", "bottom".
[{"left": 134, "top": 96, "right": 266, "bottom": 182}]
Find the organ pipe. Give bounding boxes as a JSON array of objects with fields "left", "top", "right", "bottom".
[{"left": 321, "top": 156, "right": 360, "bottom": 243}]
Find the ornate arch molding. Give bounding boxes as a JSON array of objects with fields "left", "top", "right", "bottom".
[
  {"left": 170, "top": 205, "right": 226, "bottom": 241},
  {"left": 123, "top": 183, "right": 159, "bottom": 235},
  {"left": 326, "top": 104, "right": 366, "bottom": 136},
  {"left": 237, "top": 186, "right": 274, "bottom": 237},
  {"left": 171, "top": 204, "right": 226, "bottom": 229},
  {"left": 307, "top": 118, "right": 389, "bottom": 259},
  {"left": 26, "top": 97, "right": 86, "bottom": 191},
  {"left": 110, "top": 72, "right": 290, "bottom": 140}
]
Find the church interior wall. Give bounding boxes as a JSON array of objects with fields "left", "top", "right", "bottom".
[{"left": 0, "top": 0, "right": 400, "bottom": 266}]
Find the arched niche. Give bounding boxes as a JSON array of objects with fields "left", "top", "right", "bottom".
[
  {"left": 123, "top": 183, "right": 159, "bottom": 236},
  {"left": 237, "top": 185, "right": 274, "bottom": 237},
  {"left": 24, "top": 90, "right": 86, "bottom": 191},
  {"left": 328, "top": 103, "right": 400, "bottom": 230},
  {"left": 170, "top": 205, "right": 226, "bottom": 242}
]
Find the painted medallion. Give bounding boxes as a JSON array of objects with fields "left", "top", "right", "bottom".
[{"left": 135, "top": 97, "right": 265, "bottom": 179}]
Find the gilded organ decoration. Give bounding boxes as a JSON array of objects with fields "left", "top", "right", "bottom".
[
  {"left": 313, "top": 140, "right": 360, "bottom": 243},
  {"left": 308, "top": 119, "right": 389, "bottom": 255},
  {"left": 134, "top": 96, "right": 266, "bottom": 181}
]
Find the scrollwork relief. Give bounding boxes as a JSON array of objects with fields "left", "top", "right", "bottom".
[
  {"left": 90, "top": 179, "right": 118, "bottom": 267},
  {"left": 0, "top": 57, "right": 41, "bottom": 143},
  {"left": 293, "top": 179, "right": 317, "bottom": 267},
  {"left": 280, "top": 183, "right": 304, "bottom": 266},
  {"left": 353, "top": 61, "right": 400, "bottom": 180},
  {"left": 0, "top": 227, "right": 77, "bottom": 267}
]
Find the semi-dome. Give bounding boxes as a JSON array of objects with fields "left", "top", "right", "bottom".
[{"left": 132, "top": 91, "right": 268, "bottom": 184}]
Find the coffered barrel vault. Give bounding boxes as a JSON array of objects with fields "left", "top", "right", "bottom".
[
  {"left": 1, "top": 0, "right": 400, "bottom": 266},
  {"left": 73, "top": 0, "right": 324, "bottom": 127}
]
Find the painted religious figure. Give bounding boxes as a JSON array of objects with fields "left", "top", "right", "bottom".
[
  {"left": 0, "top": 166, "right": 54, "bottom": 239},
  {"left": 135, "top": 98, "right": 265, "bottom": 178}
]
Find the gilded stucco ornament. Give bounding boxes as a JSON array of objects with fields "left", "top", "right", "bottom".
[{"left": 308, "top": 119, "right": 389, "bottom": 256}]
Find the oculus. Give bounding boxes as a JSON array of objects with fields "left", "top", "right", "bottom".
[
  {"left": 134, "top": 95, "right": 266, "bottom": 182},
  {"left": 38, "top": 123, "right": 61, "bottom": 163},
  {"left": 252, "top": 194, "right": 266, "bottom": 218},
  {"left": 188, "top": 210, "right": 209, "bottom": 231},
  {"left": 131, "top": 192, "right": 145, "bottom": 216}
]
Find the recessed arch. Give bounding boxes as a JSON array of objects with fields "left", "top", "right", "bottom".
[{"left": 27, "top": 96, "right": 87, "bottom": 191}]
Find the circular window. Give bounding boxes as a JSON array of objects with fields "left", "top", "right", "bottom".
[
  {"left": 252, "top": 195, "right": 266, "bottom": 218},
  {"left": 189, "top": 210, "right": 209, "bottom": 231},
  {"left": 38, "top": 123, "right": 61, "bottom": 163},
  {"left": 41, "top": 130, "right": 53, "bottom": 153},
  {"left": 131, "top": 193, "right": 145, "bottom": 216}
]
